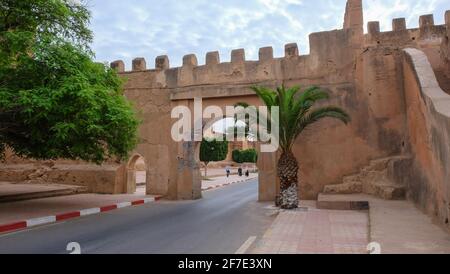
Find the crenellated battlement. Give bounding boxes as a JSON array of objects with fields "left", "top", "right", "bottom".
[
  {"left": 110, "top": 43, "right": 303, "bottom": 74},
  {"left": 110, "top": 24, "right": 364, "bottom": 75},
  {"left": 109, "top": 1, "right": 449, "bottom": 94},
  {"left": 109, "top": 37, "right": 358, "bottom": 91},
  {"left": 109, "top": 0, "right": 365, "bottom": 76},
  {"left": 365, "top": 12, "right": 449, "bottom": 46}
]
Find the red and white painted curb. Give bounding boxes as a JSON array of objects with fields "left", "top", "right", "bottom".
[
  {"left": 0, "top": 196, "right": 162, "bottom": 234},
  {"left": 202, "top": 177, "right": 256, "bottom": 191}
]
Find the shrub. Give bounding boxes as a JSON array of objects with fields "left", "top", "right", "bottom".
[
  {"left": 200, "top": 139, "right": 228, "bottom": 176},
  {"left": 232, "top": 149, "right": 243, "bottom": 163},
  {"left": 232, "top": 148, "right": 257, "bottom": 163}
]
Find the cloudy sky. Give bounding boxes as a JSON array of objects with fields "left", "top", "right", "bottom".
[{"left": 88, "top": 0, "right": 449, "bottom": 69}]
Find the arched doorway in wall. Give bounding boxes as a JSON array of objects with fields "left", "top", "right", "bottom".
[
  {"left": 176, "top": 94, "right": 268, "bottom": 201},
  {"left": 199, "top": 116, "right": 259, "bottom": 185},
  {"left": 126, "top": 154, "right": 147, "bottom": 195}
]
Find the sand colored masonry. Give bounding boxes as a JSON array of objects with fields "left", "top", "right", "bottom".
[{"left": 1, "top": 1, "right": 450, "bottom": 230}]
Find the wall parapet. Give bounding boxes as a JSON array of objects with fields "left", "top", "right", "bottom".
[
  {"left": 113, "top": 28, "right": 359, "bottom": 90},
  {"left": 111, "top": 42, "right": 307, "bottom": 74},
  {"left": 365, "top": 12, "right": 449, "bottom": 46},
  {"left": 402, "top": 48, "right": 450, "bottom": 229},
  {"left": 109, "top": 0, "right": 366, "bottom": 89},
  {"left": 404, "top": 48, "right": 450, "bottom": 116}
]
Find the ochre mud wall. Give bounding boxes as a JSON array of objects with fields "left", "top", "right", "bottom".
[
  {"left": 114, "top": 1, "right": 450, "bottom": 212},
  {"left": 401, "top": 48, "right": 450, "bottom": 229},
  {"left": 0, "top": 150, "right": 127, "bottom": 194},
  {"left": 1, "top": 1, "right": 449, "bottom": 225}
]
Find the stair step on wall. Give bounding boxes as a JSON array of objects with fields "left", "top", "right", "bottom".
[
  {"left": 371, "top": 181, "right": 405, "bottom": 200},
  {"left": 317, "top": 194, "right": 369, "bottom": 210},
  {"left": 322, "top": 155, "right": 410, "bottom": 200},
  {"left": 323, "top": 180, "right": 362, "bottom": 194}
]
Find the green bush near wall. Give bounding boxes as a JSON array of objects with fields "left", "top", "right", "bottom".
[
  {"left": 232, "top": 148, "right": 258, "bottom": 163},
  {"left": 232, "top": 150, "right": 242, "bottom": 163}
]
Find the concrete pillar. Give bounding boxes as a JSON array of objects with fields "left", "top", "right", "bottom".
[
  {"left": 257, "top": 143, "right": 279, "bottom": 202},
  {"left": 206, "top": 51, "right": 220, "bottom": 66},
  {"left": 368, "top": 21, "right": 380, "bottom": 36},
  {"left": 419, "top": 14, "right": 435, "bottom": 38},
  {"left": 392, "top": 18, "right": 406, "bottom": 31},
  {"left": 343, "top": 0, "right": 364, "bottom": 49},
  {"left": 176, "top": 141, "right": 202, "bottom": 200},
  {"left": 155, "top": 55, "right": 169, "bottom": 70},
  {"left": 126, "top": 170, "right": 137, "bottom": 194},
  {"left": 445, "top": 10, "right": 450, "bottom": 38},
  {"left": 132, "top": 57, "right": 146, "bottom": 71},
  {"left": 231, "top": 49, "right": 245, "bottom": 63},
  {"left": 284, "top": 43, "right": 299, "bottom": 58},
  {"left": 259, "top": 47, "right": 273, "bottom": 62},
  {"left": 343, "top": 0, "right": 363, "bottom": 31},
  {"left": 445, "top": 11, "right": 450, "bottom": 71},
  {"left": 446, "top": 10, "right": 450, "bottom": 26},
  {"left": 110, "top": 60, "right": 125, "bottom": 72},
  {"left": 183, "top": 54, "right": 198, "bottom": 67},
  {"left": 419, "top": 14, "right": 434, "bottom": 28}
]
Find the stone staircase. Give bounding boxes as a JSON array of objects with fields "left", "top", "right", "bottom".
[{"left": 323, "top": 156, "right": 411, "bottom": 200}]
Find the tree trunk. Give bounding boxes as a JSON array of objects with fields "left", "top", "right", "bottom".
[{"left": 277, "top": 151, "right": 299, "bottom": 209}]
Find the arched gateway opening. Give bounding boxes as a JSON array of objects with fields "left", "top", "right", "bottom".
[
  {"left": 181, "top": 93, "right": 269, "bottom": 200},
  {"left": 199, "top": 117, "right": 258, "bottom": 180},
  {"left": 126, "top": 154, "right": 147, "bottom": 194}
]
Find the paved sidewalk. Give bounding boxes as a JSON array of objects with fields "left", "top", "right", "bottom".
[
  {"left": 321, "top": 194, "right": 450, "bottom": 254},
  {"left": 0, "top": 192, "right": 159, "bottom": 226},
  {"left": 201, "top": 167, "right": 257, "bottom": 178},
  {"left": 202, "top": 168, "right": 238, "bottom": 178},
  {"left": 0, "top": 182, "right": 87, "bottom": 202},
  {"left": 0, "top": 182, "right": 84, "bottom": 196},
  {"left": 251, "top": 201, "right": 369, "bottom": 254},
  {"left": 202, "top": 174, "right": 258, "bottom": 191},
  {"left": 254, "top": 194, "right": 450, "bottom": 254}
]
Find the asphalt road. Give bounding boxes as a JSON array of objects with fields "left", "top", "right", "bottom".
[{"left": 0, "top": 179, "right": 276, "bottom": 254}]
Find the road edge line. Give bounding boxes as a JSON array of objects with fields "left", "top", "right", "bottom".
[
  {"left": 0, "top": 195, "right": 162, "bottom": 235},
  {"left": 235, "top": 236, "right": 257, "bottom": 254}
]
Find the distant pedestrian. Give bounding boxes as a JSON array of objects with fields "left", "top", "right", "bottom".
[
  {"left": 238, "top": 167, "right": 243, "bottom": 177},
  {"left": 226, "top": 166, "right": 231, "bottom": 178},
  {"left": 245, "top": 170, "right": 249, "bottom": 177}
]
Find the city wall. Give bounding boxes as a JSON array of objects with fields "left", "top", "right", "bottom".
[{"left": 1, "top": 0, "right": 449, "bottom": 228}]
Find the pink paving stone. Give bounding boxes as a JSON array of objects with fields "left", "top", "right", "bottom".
[{"left": 252, "top": 203, "right": 369, "bottom": 254}]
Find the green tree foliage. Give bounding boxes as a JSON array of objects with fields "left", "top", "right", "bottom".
[
  {"left": 232, "top": 149, "right": 243, "bottom": 164},
  {"left": 199, "top": 138, "right": 228, "bottom": 177},
  {"left": 0, "top": 0, "right": 140, "bottom": 163},
  {"left": 232, "top": 149, "right": 258, "bottom": 164},
  {"left": 242, "top": 148, "right": 258, "bottom": 163}
]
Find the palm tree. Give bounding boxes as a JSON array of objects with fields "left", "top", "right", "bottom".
[{"left": 244, "top": 85, "right": 350, "bottom": 209}]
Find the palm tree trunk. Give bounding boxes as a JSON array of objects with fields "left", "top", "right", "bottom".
[{"left": 277, "top": 151, "right": 299, "bottom": 209}]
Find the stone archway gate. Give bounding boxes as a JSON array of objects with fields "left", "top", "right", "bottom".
[
  {"left": 117, "top": 48, "right": 285, "bottom": 200},
  {"left": 114, "top": 7, "right": 367, "bottom": 201},
  {"left": 110, "top": 0, "right": 450, "bottom": 204}
]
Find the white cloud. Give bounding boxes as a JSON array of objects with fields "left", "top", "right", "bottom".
[
  {"left": 89, "top": 0, "right": 448, "bottom": 68},
  {"left": 364, "top": 0, "right": 446, "bottom": 31}
]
